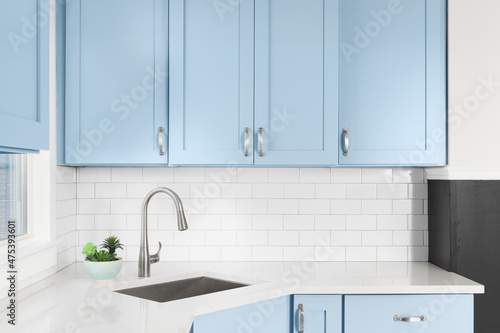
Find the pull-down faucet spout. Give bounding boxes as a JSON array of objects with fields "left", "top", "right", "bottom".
[{"left": 138, "top": 187, "right": 188, "bottom": 277}]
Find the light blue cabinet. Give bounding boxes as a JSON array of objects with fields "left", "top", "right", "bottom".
[
  {"left": 292, "top": 295, "right": 342, "bottom": 333},
  {"left": 0, "top": 0, "right": 49, "bottom": 153},
  {"left": 64, "top": 0, "right": 168, "bottom": 165},
  {"left": 169, "top": 0, "right": 254, "bottom": 165},
  {"left": 254, "top": 0, "right": 338, "bottom": 166},
  {"left": 192, "top": 296, "right": 291, "bottom": 333},
  {"left": 339, "top": 0, "right": 447, "bottom": 166},
  {"left": 345, "top": 295, "right": 473, "bottom": 333},
  {"left": 169, "top": 0, "right": 338, "bottom": 166}
]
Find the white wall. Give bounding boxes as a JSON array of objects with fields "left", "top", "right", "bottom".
[
  {"left": 71, "top": 167, "right": 428, "bottom": 263},
  {"left": 426, "top": 0, "right": 500, "bottom": 180}
]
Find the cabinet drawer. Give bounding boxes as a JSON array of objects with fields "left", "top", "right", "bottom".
[{"left": 345, "top": 295, "right": 473, "bottom": 333}]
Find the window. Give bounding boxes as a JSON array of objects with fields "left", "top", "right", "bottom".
[{"left": 0, "top": 154, "right": 27, "bottom": 241}]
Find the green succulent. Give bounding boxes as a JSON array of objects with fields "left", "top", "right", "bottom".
[
  {"left": 101, "top": 235, "right": 124, "bottom": 255},
  {"left": 82, "top": 236, "right": 123, "bottom": 262}
]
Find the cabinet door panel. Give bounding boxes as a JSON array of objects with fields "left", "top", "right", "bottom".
[
  {"left": 339, "top": 0, "right": 446, "bottom": 166},
  {"left": 65, "top": 0, "right": 168, "bottom": 165},
  {"left": 345, "top": 294, "right": 473, "bottom": 333},
  {"left": 0, "top": 0, "right": 49, "bottom": 153},
  {"left": 193, "top": 296, "right": 291, "bottom": 333},
  {"left": 255, "top": 0, "right": 338, "bottom": 166},
  {"left": 169, "top": 0, "right": 254, "bottom": 165},
  {"left": 292, "top": 295, "right": 342, "bottom": 333}
]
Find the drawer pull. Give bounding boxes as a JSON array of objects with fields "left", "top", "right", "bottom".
[
  {"left": 394, "top": 315, "right": 426, "bottom": 323},
  {"left": 298, "top": 304, "right": 305, "bottom": 333}
]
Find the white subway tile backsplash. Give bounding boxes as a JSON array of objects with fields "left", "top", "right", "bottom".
[
  {"left": 331, "top": 169, "right": 361, "bottom": 183},
  {"left": 253, "top": 215, "right": 283, "bottom": 230},
  {"left": 377, "top": 247, "right": 407, "bottom": 261},
  {"left": 377, "top": 184, "right": 408, "bottom": 199},
  {"left": 393, "top": 200, "right": 423, "bottom": 215},
  {"left": 284, "top": 246, "right": 315, "bottom": 261},
  {"left": 377, "top": 215, "right": 407, "bottom": 230},
  {"left": 300, "top": 168, "right": 330, "bottom": 183},
  {"left": 408, "top": 215, "right": 428, "bottom": 230},
  {"left": 221, "top": 184, "right": 253, "bottom": 198},
  {"left": 253, "top": 184, "right": 284, "bottom": 198},
  {"left": 96, "top": 183, "right": 127, "bottom": 199},
  {"left": 237, "top": 199, "right": 268, "bottom": 214},
  {"left": 268, "top": 199, "right": 298, "bottom": 214},
  {"left": 269, "top": 231, "right": 299, "bottom": 246},
  {"left": 300, "top": 231, "right": 330, "bottom": 246},
  {"left": 112, "top": 168, "right": 143, "bottom": 183},
  {"left": 206, "top": 231, "right": 237, "bottom": 245},
  {"left": 393, "top": 231, "right": 424, "bottom": 246},
  {"left": 331, "top": 199, "right": 361, "bottom": 214},
  {"left": 61, "top": 167, "right": 429, "bottom": 266},
  {"left": 346, "top": 215, "right": 376, "bottom": 230},
  {"left": 252, "top": 246, "right": 283, "bottom": 261},
  {"left": 331, "top": 231, "right": 362, "bottom": 246},
  {"left": 221, "top": 215, "right": 252, "bottom": 230},
  {"left": 78, "top": 199, "right": 110, "bottom": 215},
  {"left": 315, "top": 215, "right": 346, "bottom": 230},
  {"left": 142, "top": 168, "right": 175, "bottom": 183},
  {"left": 299, "top": 199, "right": 330, "bottom": 214},
  {"left": 221, "top": 246, "right": 252, "bottom": 261},
  {"left": 362, "top": 231, "right": 392, "bottom": 246},
  {"left": 285, "top": 184, "right": 315, "bottom": 198},
  {"left": 237, "top": 230, "right": 268, "bottom": 245},
  {"left": 361, "top": 168, "right": 393, "bottom": 184},
  {"left": 268, "top": 168, "right": 299, "bottom": 183},
  {"left": 284, "top": 215, "right": 314, "bottom": 230},
  {"left": 237, "top": 169, "right": 268, "bottom": 183},
  {"left": 347, "top": 184, "right": 377, "bottom": 199},
  {"left": 362, "top": 200, "right": 392, "bottom": 214},
  {"left": 315, "top": 184, "right": 345, "bottom": 199},
  {"left": 346, "top": 247, "right": 377, "bottom": 261}
]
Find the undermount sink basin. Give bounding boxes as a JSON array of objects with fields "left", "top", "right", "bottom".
[{"left": 115, "top": 276, "right": 249, "bottom": 303}]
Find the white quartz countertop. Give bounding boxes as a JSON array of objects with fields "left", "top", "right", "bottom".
[{"left": 0, "top": 261, "right": 483, "bottom": 333}]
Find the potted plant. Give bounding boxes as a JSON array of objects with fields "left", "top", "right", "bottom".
[{"left": 82, "top": 235, "right": 124, "bottom": 282}]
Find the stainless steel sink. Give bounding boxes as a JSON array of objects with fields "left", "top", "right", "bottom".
[{"left": 115, "top": 276, "right": 249, "bottom": 303}]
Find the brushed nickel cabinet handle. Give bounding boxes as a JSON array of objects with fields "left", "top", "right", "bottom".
[
  {"left": 342, "top": 128, "right": 349, "bottom": 157},
  {"left": 394, "top": 315, "right": 426, "bottom": 323},
  {"left": 298, "top": 304, "right": 305, "bottom": 333},
  {"left": 158, "top": 127, "right": 165, "bottom": 156},
  {"left": 258, "top": 128, "right": 264, "bottom": 157},
  {"left": 244, "top": 127, "right": 250, "bottom": 157}
]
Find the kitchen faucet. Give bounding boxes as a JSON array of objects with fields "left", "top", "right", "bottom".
[{"left": 139, "top": 187, "right": 188, "bottom": 277}]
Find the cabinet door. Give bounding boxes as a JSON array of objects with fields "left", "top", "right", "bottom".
[
  {"left": 169, "top": 0, "right": 254, "bottom": 165},
  {"left": 0, "top": 0, "right": 49, "bottom": 153},
  {"left": 193, "top": 296, "right": 291, "bottom": 333},
  {"left": 254, "top": 0, "right": 338, "bottom": 166},
  {"left": 65, "top": 0, "right": 168, "bottom": 165},
  {"left": 345, "top": 294, "right": 473, "bottom": 333},
  {"left": 339, "top": 0, "right": 446, "bottom": 166},
  {"left": 292, "top": 295, "right": 342, "bottom": 333}
]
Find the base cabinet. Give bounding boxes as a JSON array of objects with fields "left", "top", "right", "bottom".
[
  {"left": 192, "top": 294, "right": 473, "bottom": 333},
  {"left": 192, "top": 296, "right": 291, "bottom": 333},
  {"left": 345, "top": 295, "right": 473, "bottom": 333}
]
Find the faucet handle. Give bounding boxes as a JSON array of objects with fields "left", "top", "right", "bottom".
[{"left": 150, "top": 241, "right": 162, "bottom": 264}]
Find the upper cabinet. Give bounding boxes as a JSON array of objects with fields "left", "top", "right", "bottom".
[
  {"left": 168, "top": 0, "right": 255, "bottom": 165},
  {"left": 0, "top": 0, "right": 49, "bottom": 153},
  {"left": 64, "top": 0, "right": 168, "bottom": 165},
  {"left": 59, "top": 0, "right": 447, "bottom": 167},
  {"left": 338, "top": 0, "right": 447, "bottom": 166},
  {"left": 254, "top": 0, "right": 338, "bottom": 166}
]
